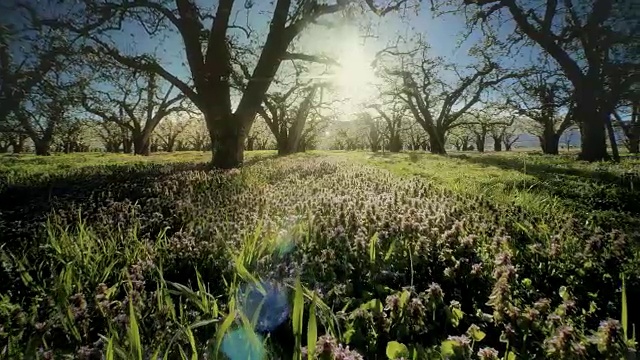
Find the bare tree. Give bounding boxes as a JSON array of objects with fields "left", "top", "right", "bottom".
[
  {"left": 259, "top": 80, "right": 323, "bottom": 155},
  {"left": 50, "top": 0, "right": 411, "bottom": 168},
  {"left": 378, "top": 40, "right": 521, "bottom": 154},
  {"left": 462, "top": 0, "right": 639, "bottom": 161},
  {"left": 82, "top": 66, "right": 187, "bottom": 155},
  {"left": 613, "top": 100, "right": 639, "bottom": 154},
  {"left": 155, "top": 117, "right": 188, "bottom": 152},
  {"left": 506, "top": 73, "right": 574, "bottom": 154},
  {"left": 368, "top": 97, "right": 407, "bottom": 153}
]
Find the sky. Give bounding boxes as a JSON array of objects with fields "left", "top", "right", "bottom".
[{"left": 102, "top": 0, "right": 538, "bottom": 117}]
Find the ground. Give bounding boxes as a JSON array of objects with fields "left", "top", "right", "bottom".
[{"left": 0, "top": 151, "right": 638, "bottom": 359}]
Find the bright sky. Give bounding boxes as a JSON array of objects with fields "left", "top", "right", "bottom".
[{"left": 66, "top": 1, "right": 537, "bottom": 120}]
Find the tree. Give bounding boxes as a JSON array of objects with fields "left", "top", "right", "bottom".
[
  {"left": 53, "top": 0, "right": 411, "bottom": 168},
  {"left": 613, "top": 100, "right": 639, "bottom": 154},
  {"left": 93, "top": 121, "right": 129, "bottom": 153},
  {"left": 368, "top": 97, "right": 407, "bottom": 153},
  {"left": 156, "top": 116, "right": 188, "bottom": 152},
  {"left": 449, "top": 125, "right": 473, "bottom": 151},
  {"left": 378, "top": 39, "right": 520, "bottom": 154},
  {"left": 246, "top": 118, "right": 274, "bottom": 151},
  {"left": 506, "top": 73, "right": 574, "bottom": 154},
  {"left": 502, "top": 127, "right": 520, "bottom": 151},
  {"left": 463, "top": 0, "right": 640, "bottom": 161},
  {"left": 259, "top": 81, "right": 323, "bottom": 155},
  {"left": 16, "top": 65, "right": 84, "bottom": 155},
  {"left": 82, "top": 66, "right": 187, "bottom": 155}
]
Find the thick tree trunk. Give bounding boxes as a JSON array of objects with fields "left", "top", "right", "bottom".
[
  {"left": 246, "top": 137, "right": 255, "bottom": 151},
  {"left": 34, "top": 140, "right": 52, "bottom": 156},
  {"left": 210, "top": 115, "right": 247, "bottom": 169},
  {"left": 493, "top": 136, "right": 502, "bottom": 152},
  {"left": 475, "top": 135, "right": 485, "bottom": 153},
  {"left": 276, "top": 136, "right": 289, "bottom": 156},
  {"left": 629, "top": 136, "right": 639, "bottom": 154},
  {"left": 540, "top": 132, "right": 560, "bottom": 155},
  {"left": 576, "top": 99, "right": 608, "bottom": 161},
  {"left": 133, "top": 134, "right": 151, "bottom": 156},
  {"left": 388, "top": 134, "right": 402, "bottom": 153},
  {"left": 428, "top": 130, "right": 446, "bottom": 154}
]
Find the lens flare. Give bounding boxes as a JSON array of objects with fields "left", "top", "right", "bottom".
[{"left": 238, "top": 280, "right": 290, "bottom": 333}]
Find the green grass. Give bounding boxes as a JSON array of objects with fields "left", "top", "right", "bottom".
[
  {"left": 0, "top": 150, "right": 638, "bottom": 359},
  {"left": 348, "top": 151, "right": 640, "bottom": 228}
]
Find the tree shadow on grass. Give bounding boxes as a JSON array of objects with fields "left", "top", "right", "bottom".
[{"left": 449, "top": 153, "right": 640, "bottom": 217}]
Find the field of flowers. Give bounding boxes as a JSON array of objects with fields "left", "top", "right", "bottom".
[{"left": 0, "top": 151, "right": 638, "bottom": 359}]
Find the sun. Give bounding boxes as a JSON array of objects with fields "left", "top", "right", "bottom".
[{"left": 333, "top": 45, "right": 377, "bottom": 116}]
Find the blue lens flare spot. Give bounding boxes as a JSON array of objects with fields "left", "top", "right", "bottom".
[
  {"left": 239, "top": 280, "right": 290, "bottom": 332},
  {"left": 221, "top": 328, "right": 265, "bottom": 360}
]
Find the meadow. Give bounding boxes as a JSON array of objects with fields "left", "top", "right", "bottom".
[{"left": 1, "top": 151, "right": 639, "bottom": 360}]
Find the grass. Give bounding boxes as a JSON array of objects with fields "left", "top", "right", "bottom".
[{"left": 0, "top": 150, "right": 638, "bottom": 359}]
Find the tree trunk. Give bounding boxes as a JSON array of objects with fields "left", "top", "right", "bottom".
[
  {"left": 34, "top": 140, "right": 52, "bottom": 156},
  {"left": 246, "top": 137, "right": 255, "bottom": 151},
  {"left": 540, "top": 132, "right": 560, "bottom": 155},
  {"left": 605, "top": 114, "right": 620, "bottom": 162},
  {"left": 10, "top": 137, "right": 25, "bottom": 153},
  {"left": 428, "top": 130, "right": 446, "bottom": 154},
  {"left": 388, "top": 134, "right": 402, "bottom": 153},
  {"left": 123, "top": 137, "right": 133, "bottom": 154},
  {"left": 475, "top": 134, "right": 485, "bottom": 153},
  {"left": 133, "top": 134, "right": 151, "bottom": 156},
  {"left": 165, "top": 136, "right": 177, "bottom": 152},
  {"left": 576, "top": 100, "right": 609, "bottom": 161},
  {"left": 630, "top": 138, "right": 640, "bottom": 154},
  {"left": 493, "top": 136, "right": 502, "bottom": 152},
  {"left": 276, "top": 135, "right": 289, "bottom": 156},
  {"left": 210, "top": 115, "right": 247, "bottom": 169}
]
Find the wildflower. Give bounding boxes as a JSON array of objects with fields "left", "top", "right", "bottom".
[{"left": 477, "top": 347, "right": 499, "bottom": 360}]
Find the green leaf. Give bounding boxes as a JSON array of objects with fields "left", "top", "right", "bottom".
[
  {"left": 468, "top": 326, "right": 486, "bottom": 342},
  {"left": 292, "top": 278, "right": 304, "bottom": 336},
  {"left": 384, "top": 238, "right": 396, "bottom": 261},
  {"left": 307, "top": 292, "right": 318, "bottom": 360},
  {"left": 369, "top": 232, "right": 378, "bottom": 264},
  {"left": 559, "top": 286, "right": 570, "bottom": 301},
  {"left": 440, "top": 340, "right": 455, "bottom": 357},
  {"left": 622, "top": 274, "right": 628, "bottom": 339},
  {"left": 386, "top": 341, "right": 409, "bottom": 359},
  {"left": 506, "top": 351, "right": 517, "bottom": 360},
  {"left": 450, "top": 307, "right": 464, "bottom": 328},
  {"left": 190, "top": 319, "right": 218, "bottom": 330},
  {"left": 127, "top": 299, "right": 142, "bottom": 360}
]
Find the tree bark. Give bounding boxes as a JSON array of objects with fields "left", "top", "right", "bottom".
[
  {"left": 575, "top": 95, "right": 609, "bottom": 161},
  {"left": 629, "top": 137, "right": 640, "bottom": 154},
  {"left": 605, "top": 114, "right": 620, "bottom": 162},
  {"left": 492, "top": 135, "right": 502, "bottom": 152},
  {"left": 133, "top": 134, "right": 151, "bottom": 155},
  {"left": 388, "top": 134, "right": 402, "bottom": 152},
  {"left": 475, "top": 134, "right": 486, "bottom": 153},
  {"left": 277, "top": 141, "right": 288, "bottom": 155},
  {"left": 122, "top": 137, "right": 132, "bottom": 153},
  {"left": 34, "top": 140, "right": 52, "bottom": 156},
  {"left": 428, "top": 130, "right": 446, "bottom": 154},
  {"left": 540, "top": 131, "right": 560, "bottom": 155},
  {"left": 209, "top": 114, "right": 247, "bottom": 169}
]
